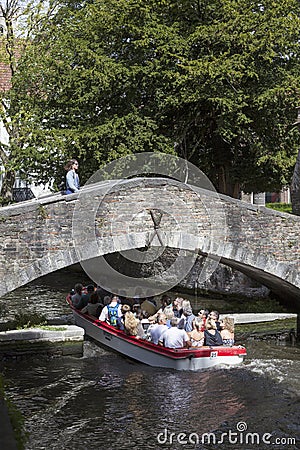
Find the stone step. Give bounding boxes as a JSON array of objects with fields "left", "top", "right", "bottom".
[{"left": 220, "top": 313, "right": 297, "bottom": 324}]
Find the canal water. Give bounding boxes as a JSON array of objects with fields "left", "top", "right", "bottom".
[{"left": 0, "top": 271, "right": 299, "bottom": 450}]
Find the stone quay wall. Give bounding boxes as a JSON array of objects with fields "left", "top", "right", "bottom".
[{"left": 0, "top": 325, "right": 84, "bottom": 359}]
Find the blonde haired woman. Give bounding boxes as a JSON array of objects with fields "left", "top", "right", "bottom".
[
  {"left": 220, "top": 317, "right": 235, "bottom": 346},
  {"left": 164, "top": 305, "right": 174, "bottom": 328},
  {"left": 190, "top": 317, "right": 204, "bottom": 347},
  {"left": 124, "top": 311, "right": 144, "bottom": 338},
  {"left": 181, "top": 299, "right": 191, "bottom": 311}
]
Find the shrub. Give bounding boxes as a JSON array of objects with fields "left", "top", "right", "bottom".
[{"left": 13, "top": 313, "right": 47, "bottom": 330}]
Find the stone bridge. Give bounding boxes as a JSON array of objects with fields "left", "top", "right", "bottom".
[{"left": 0, "top": 178, "right": 299, "bottom": 309}]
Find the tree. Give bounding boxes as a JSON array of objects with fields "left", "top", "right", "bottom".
[
  {"left": 158, "top": 0, "right": 300, "bottom": 196},
  {"left": 0, "top": 0, "right": 61, "bottom": 202},
  {"left": 10, "top": 0, "right": 176, "bottom": 187},
  {"left": 7, "top": 0, "right": 300, "bottom": 195}
]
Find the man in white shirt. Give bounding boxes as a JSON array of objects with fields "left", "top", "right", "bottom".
[
  {"left": 99, "top": 296, "right": 122, "bottom": 326},
  {"left": 149, "top": 313, "right": 168, "bottom": 345},
  {"left": 159, "top": 318, "right": 191, "bottom": 349}
]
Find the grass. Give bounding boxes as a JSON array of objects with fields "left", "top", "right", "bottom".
[
  {"left": 235, "top": 318, "right": 297, "bottom": 338},
  {"left": 265, "top": 202, "right": 292, "bottom": 214},
  {"left": 172, "top": 289, "right": 288, "bottom": 314},
  {"left": 33, "top": 325, "right": 67, "bottom": 332}
]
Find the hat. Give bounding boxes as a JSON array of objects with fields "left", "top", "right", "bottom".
[{"left": 121, "top": 304, "right": 131, "bottom": 313}]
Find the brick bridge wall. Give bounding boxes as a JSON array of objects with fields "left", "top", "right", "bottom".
[{"left": 0, "top": 178, "right": 299, "bottom": 304}]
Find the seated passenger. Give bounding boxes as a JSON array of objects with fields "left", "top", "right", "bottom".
[
  {"left": 81, "top": 284, "right": 95, "bottom": 308},
  {"left": 139, "top": 310, "right": 151, "bottom": 333},
  {"left": 124, "top": 311, "right": 144, "bottom": 338},
  {"left": 99, "top": 295, "right": 122, "bottom": 326},
  {"left": 177, "top": 306, "right": 195, "bottom": 334},
  {"left": 204, "top": 318, "right": 223, "bottom": 346},
  {"left": 81, "top": 292, "right": 103, "bottom": 317},
  {"left": 140, "top": 298, "right": 157, "bottom": 316},
  {"left": 156, "top": 294, "right": 172, "bottom": 315},
  {"left": 116, "top": 304, "right": 131, "bottom": 331},
  {"left": 181, "top": 299, "right": 192, "bottom": 311},
  {"left": 145, "top": 290, "right": 157, "bottom": 307},
  {"left": 71, "top": 283, "right": 84, "bottom": 310},
  {"left": 96, "top": 285, "right": 111, "bottom": 302},
  {"left": 220, "top": 317, "right": 235, "bottom": 346},
  {"left": 103, "top": 295, "right": 111, "bottom": 306},
  {"left": 159, "top": 317, "right": 191, "bottom": 349},
  {"left": 197, "top": 309, "right": 209, "bottom": 331},
  {"left": 150, "top": 313, "right": 168, "bottom": 344},
  {"left": 190, "top": 317, "right": 204, "bottom": 347},
  {"left": 208, "top": 310, "right": 221, "bottom": 331},
  {"left": 132, "top": 304, "right": 142, "bottom": 318},
  {"left": 163, "top": 306, "right": 175, "bottom": 328},
  {"left": 172, "top": 297, "right": 183, "bottom": 318}
]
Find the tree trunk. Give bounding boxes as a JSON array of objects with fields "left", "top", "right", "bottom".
[
  {"left": 0, "top": 169, "right": 15, "bottom": 204},
  {"left": 291, "top": 149, "right": 300, "bottom": 216},
  {"left": 217, "top": 165, "right": 240, "bottom": 198}
]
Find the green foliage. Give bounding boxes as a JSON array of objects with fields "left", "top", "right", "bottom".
[
  {"left": 5, "top": 397, "right": 28, "bottom": 450},
  {"left": 239, "top": 298, "right": 286, "bottom": 313},
  {"left": 37, "top": 204, "right": 48, "bottom": 220},
  {"left": 266, "top": 202, "right": 293, "bottom": 214},
  {"left": 12, "top": 313, "right": 47, "bottom": 330},
  {"left": 2, "top": 0, "right": 300, "bottom": 195},
  {"left": 218, "top": 296, "right": 287, "bottom": 313},
  {"left": 37, "top": 325, "right": 66, "bottom": 331},
  {"left": 235, "top": 317, "right": 296, "bottom": 336}
]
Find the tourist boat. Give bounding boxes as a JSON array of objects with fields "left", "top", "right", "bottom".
[{"left": 67, "top": 298, "right": 247, "bottom": 371}]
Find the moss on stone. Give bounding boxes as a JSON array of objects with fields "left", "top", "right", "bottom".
[{"left": 0, "top": 374, "right": 28, "bottom": 450}]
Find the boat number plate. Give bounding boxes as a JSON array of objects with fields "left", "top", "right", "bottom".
[{"left": 210, "top": 351, "right": 218, "bottom": 359}]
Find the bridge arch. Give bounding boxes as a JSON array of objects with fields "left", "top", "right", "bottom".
[{"left": 0, "top": 178, "right": 299, "bottom": 306}]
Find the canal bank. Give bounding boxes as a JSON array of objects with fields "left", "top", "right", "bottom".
[
  {"left": 0, "top": 397, "right": 18, "bottom": 450},
  {"left": 0, "top": 325, "right": 84, "bottom": 449},
  {"left": 0, "top": 325, "right": 84, "bottom": 359}
]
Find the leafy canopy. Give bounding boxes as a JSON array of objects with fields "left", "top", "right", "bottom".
[{"left": 8, "top": 0, "right": 300, "bottom": 193}]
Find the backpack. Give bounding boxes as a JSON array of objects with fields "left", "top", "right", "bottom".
[{"left": 107, "top": 304, "right": 119, "bottom": 326}]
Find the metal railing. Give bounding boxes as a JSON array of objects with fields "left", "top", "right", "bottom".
[{"left": 13, "top": 187, "right": 35, "bottom": 202}]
